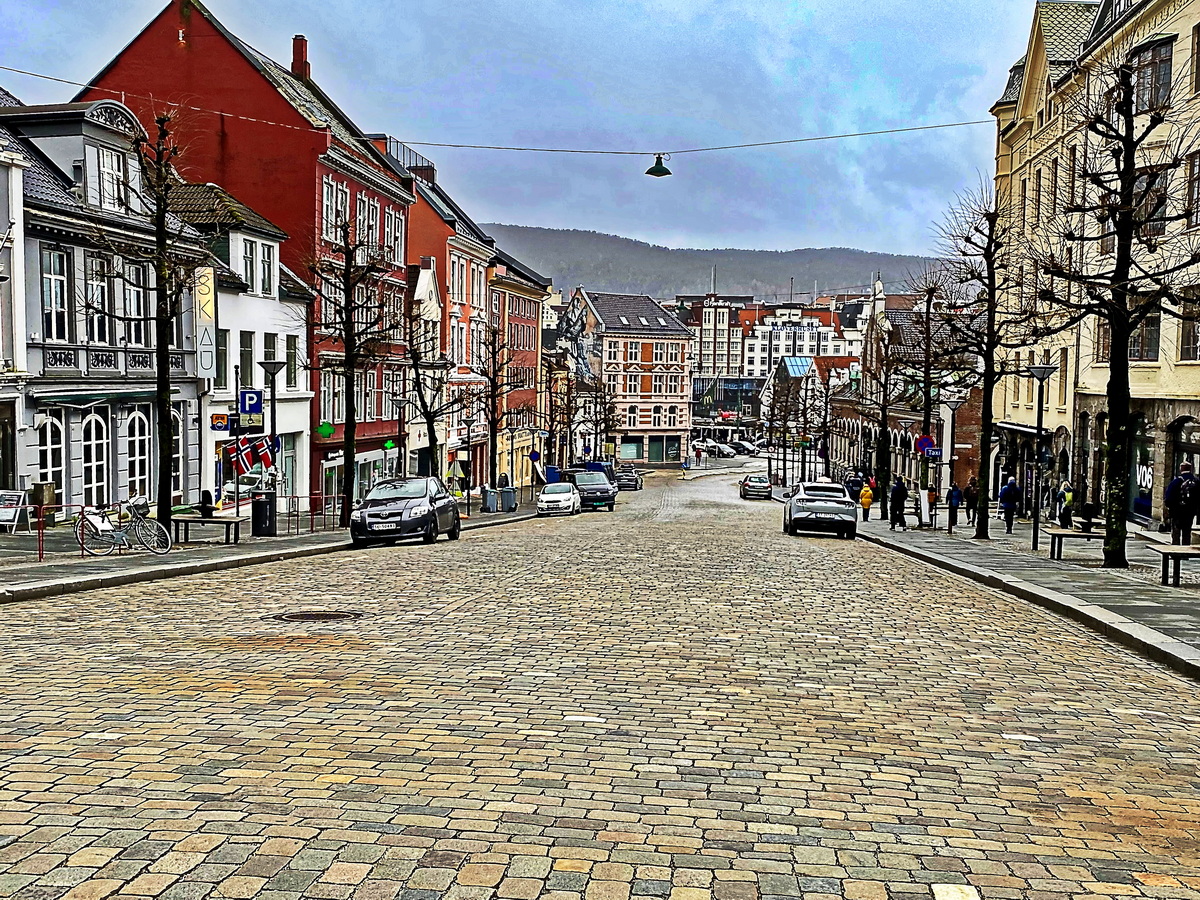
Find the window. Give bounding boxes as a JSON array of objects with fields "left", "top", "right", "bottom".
[
  {"left": 41, "top": 247, "right": 69, "bottom": 341},
  {"left": 1068, "top": 146, "right": 1078, "bottom": 209},
  {"left": 607, "top": 374, "right": 619, "bottom": 394},
  {"left": 653, "top": 342, "right": 666, "bottom": 363},
  {"left": 1130, "top": 311, "right": 1161, "bottom": 361},
  {"left": 1189, "top": 152, "right": 1200, "bottom": 228},
  {"left": 264, "top": 332, "right": 277, "bottom": 362},
  {"left": 1193, "top": 23, "right": 1200, "bottom": 94},
  {"left": 625, "top": 342, "right": 640, "bottom": 362},
  {"left": 625, "top": 374, "right": 640, "bottom": 394},
  {"left": 286, "top": 334, "right": 299, "bottom": 388},
  {"left": 1182, "top": 296, "right": 1200, "bottom": 361},
  {"left": 98, "top": 147, "right": 126, "bottom": 212},
  {"left": 1050, "top": 158, "right": 1059, "bottom": 214},
  {"left": 1021, "top": 178, "right": 1028, "bottom": 228},
  {"left": 1058, "top": 348, "right": 1069, "bottom": 406},
  {"left": 125, "top": 264, "right": 147, "bottom": 347},
  {"left": 668, "top": 344, "right": 681, "bottom": 363},
  {"left": 667, "top": 405, "right": 678, "bottom": 428},
  {"left": 242, "top": 239, "right": 257, "bottom": 291},
  {"left": 82, "top": 412, "right": 109, "bottom": 508},
  {"left": 1095, "top": 320, "right": 1111, "bottom": 363},
  {"left": 668, "top": 374, "right": 681, "bottom": 394},
  {"left": 1034, "top": 169, "right": 1042, "bottom": 223},
  {"left": 384, "top": 207, "right": 404, "bottom": 263},
  {"left": 126, "top": 410, "right": 151, "bottom": 499},
  {"left": 652, "top": 405, "right": 663, "bottom": 427},
  {"left": 85, "top": 256, "right": 110, "bottom": 344},
  {"left": 216, "top": 329, "right": 229, "bottom": 389},
  {"left": 261, "top": 244, "right": 274, "bottom": 295},
  {"left": 652, "top": 374, "right": 665, "bottom": 394},
  {"left": 626, "top": 405, "right": 638, "bottom": 428},
  {"left": 607, "top": 341, "right": 619, "bottom": 363},
  {"left": 239, "top": 331, "right": 254, "bottom": 387},
  {"left": 1132, "top": 40, "right": 1173, "bottom": 113},
  {"left": 322, "top": 177, "right": 350, "bottom": 242},
  {"left": 1137, "top": 170, "right": 1168, "bottom": 237},
  {"left": 172, "top": 409, "right": 186, "bottom": 496},
  {"left": 38, "top": 410, "right": 66, "bottom": 504}
]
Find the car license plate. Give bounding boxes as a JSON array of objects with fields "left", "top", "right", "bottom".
[
  {"left": 816, "top": 513, "right": 836, "bottom": 519},
  {"left": 372, "top": 523, "right": 398, "bottom": 531}
]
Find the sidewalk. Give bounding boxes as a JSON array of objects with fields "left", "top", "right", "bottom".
[
  {"left": 1, "top": 505, "right": 534, "bottom": 605},
  {"left": 854, "top": 512, "right": 1200, "bottom": 680}
]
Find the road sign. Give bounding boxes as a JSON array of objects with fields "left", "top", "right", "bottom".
[
  {"left": 210, "top": 413, "right": 230, "bottom": 432},
  {"left": 538, "top": 430, "right": 550, "bottom": 439},
  {"left": 528, "top": 450, "right": 541, "bottom": 463},
  {"left": 924, "top": 447, "right": 944, "bottom": 459},
  {"left": 239, "top": 389, "right": 264, "bottom": 416},
  {"left": 915, "top": 434, "right": 936, "bottom": 454},
  {"left": 583, "top": 445, "right": 592, "bottom": 455}
]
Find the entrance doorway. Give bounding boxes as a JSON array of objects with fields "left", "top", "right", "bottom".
[{"left": 0, "top": 402, "right": 14, "bottom": 490}]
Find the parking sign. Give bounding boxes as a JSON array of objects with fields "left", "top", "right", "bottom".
[{"left": 239, "top": 389, "right": 264, "bottom": 416}]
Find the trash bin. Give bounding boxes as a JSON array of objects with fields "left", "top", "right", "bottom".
[
  {"left": 251, "top": 491, "right": 277, "bottom": 537},
  {"left": 500, "top": 486, "right": 518, "bottom": 513},
  {"left": 480, "top": 487, "right": 498, "bottom": 513}
]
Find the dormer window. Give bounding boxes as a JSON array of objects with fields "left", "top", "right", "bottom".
[
  {"left": 261, "top": 244, "right": 275, "bottom": 295},
  {"left": 98, "top": 147, "right": 126, "bottom": 212},
  {"left": 242, "top": 239, "right": 257, "bottom": 289}
]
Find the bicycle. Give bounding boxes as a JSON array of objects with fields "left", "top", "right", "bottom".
[{"left": 75, "top": 497, "right": 173, "bottom": 556}]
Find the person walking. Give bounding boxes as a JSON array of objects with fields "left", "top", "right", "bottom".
[
  {"left": 889, "top": 477, "right": 909, "bottom": 531},
  {"left": 946, "top": 482, "right": 963, "bottom": 535},
  {"left": 845, "top": 471, "right": 864, "bottom": 503},
  {"left": 859, "top": 482, "right": 873, "bottom": 522},
  {"left": 1165, "top": 462, "right": 1200, "bottom": 545},
  {"left": 963, "top": 477, "right": 979, "bottom": 526},
  {"left": 1056, "top": 480, "right": 1074, "bottom": 530},
  {"left": 999, "top": 476, "right": 1021, "bottom": 535}
]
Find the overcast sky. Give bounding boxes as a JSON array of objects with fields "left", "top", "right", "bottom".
[{"left": 1, "top": 0, "right": 1035, "bottom": 255}]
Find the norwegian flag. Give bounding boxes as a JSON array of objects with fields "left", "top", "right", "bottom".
[
  {"left": 254, "top": 436, "right": 276, "bottom": 471},
  {"left": 231, "top": 437, "right": 255, "bottom": 474}
]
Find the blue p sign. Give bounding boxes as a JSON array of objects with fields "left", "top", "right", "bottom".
[{"left": 239, "top": 390, "right": 264, "bottom": 416}]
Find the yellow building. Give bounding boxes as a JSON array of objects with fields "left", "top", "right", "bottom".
[{"left": 992, "top": 0, "right": 1200, "bottom": 525}]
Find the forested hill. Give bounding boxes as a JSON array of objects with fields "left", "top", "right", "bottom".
[{"left": 481, "top": 224, "right": 934, "bottom": 299}]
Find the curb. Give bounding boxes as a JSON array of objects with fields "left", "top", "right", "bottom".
[
  {"left": 859, "top": 530, "right": 1200, "bottom": 682},
  {"left": 0, "top": 512, "right": 538, "bottom": 607}
]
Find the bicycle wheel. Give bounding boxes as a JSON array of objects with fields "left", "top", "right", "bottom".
[
  {"left": 132, "top": 517, "right": 172, "bottom": 555},
  {"left": 75, "top": 515, "right": 116, "bottom": 556}
]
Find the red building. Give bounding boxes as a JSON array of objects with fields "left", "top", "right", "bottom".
[{"left": 78, "top": 0, "right": 415, "bottom": 499}]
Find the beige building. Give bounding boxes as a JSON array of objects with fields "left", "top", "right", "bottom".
[{"left": 992, "top": 0, "right": 1200, "bottom": 524}]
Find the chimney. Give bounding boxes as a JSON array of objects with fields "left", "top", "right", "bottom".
[
  {"left": 291, "top": 35, "right": 310, "bottom": 79},
  {"left": 409, "top": 164, "right": 437, "bottom": 185},
  {"left": 421, "top": 256, "right": 434, "bottom": 270}
]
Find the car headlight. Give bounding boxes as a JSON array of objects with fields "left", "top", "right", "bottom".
[
  {"left": 405, "top": 504, "right": 432, "bottom": 519},
  {"left": 350, "top": 510, "right": 364, "bottom": 522}
]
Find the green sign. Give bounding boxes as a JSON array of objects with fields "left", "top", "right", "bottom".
[
  {"left": 383, "top": 439, "right": 396, "bottom": 450},
  {"left": 316, "top": 421, "right": 336, "bottom": 439}
]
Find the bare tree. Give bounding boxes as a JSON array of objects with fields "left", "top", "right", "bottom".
[
  {"left": 310, "top": 220, "right": 394, "bottom": 526},
  {"left": 1033, "top": 52, "right": 1200, "bottom": 566},
  {"left": 579, "top": 376, "right": 618, "bottom": 460},
  {"left": 472, "top": 322, "right": 522, "bottom": 487},
  {"left": 400, "top": 294, "right": 459, "bottom": 483},
  {"left": 541, "top": 355, "right": 581, "bottom": 468},
  {"left": 857, "top": 311, "right": 908, "bottom": 518},
  {"left": 937, "top": 182, "right": 1039, "bottom": 540}
]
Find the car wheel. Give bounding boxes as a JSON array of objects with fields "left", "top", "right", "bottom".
[
  {"left": 447, "top": 515, "right": 462, "bottom": 541},
  {"left": 351, "top": 535, "right": 368, "bottom": 548},
  {"left": 846, "top": 528, "right": 857, "bottom": 540},
  {"left": 608, "top": 503, "right": 615, "bottom": 512},
  {"left": 423, "top": 520, "right": 438, "bottom": 544}
]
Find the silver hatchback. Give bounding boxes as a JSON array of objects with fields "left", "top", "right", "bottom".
[{"left": 783, "top": 481, "right": 858, "bottom": 539}]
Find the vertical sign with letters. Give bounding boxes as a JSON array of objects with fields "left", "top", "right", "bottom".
[{"left": 194, "top": 266, "right": 217, "bottom": 378}]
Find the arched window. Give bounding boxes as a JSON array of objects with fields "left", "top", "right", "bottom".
[
  {"left": 172, "top": 410, "right": 186, "bottom": 496},
  {"left": 37, "top": 411, "right": 66, "bottom": 504},
  {"left": 82, "top": 414, "right": 109, "bottom": 507},
  {"left": 667, "top": 405, "right": 678, "bottom": 428},
  {"left": 652, "top": 405, "right": 663, "bottom": 428},
  {"left": 126, "top": 411, "right": 151, "bottom": 499},
  {"left": 626, "top": 405, "right": 638, "bottom": 428}
]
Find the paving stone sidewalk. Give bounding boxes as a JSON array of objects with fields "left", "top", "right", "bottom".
[{"left": 854, "top": 513, "right": 1200, "bottom": 679}]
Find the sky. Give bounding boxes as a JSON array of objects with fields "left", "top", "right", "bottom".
[{"left": 0, "top": 0, "right": 1036, "bottom": 256}]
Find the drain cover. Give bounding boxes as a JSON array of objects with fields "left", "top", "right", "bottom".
[{"left": 270, "top": 611, "right": 363, "bottom": 623}]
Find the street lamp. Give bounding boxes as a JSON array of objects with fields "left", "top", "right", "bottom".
[
  {"left": 257, "top": 359, "right": 287, "bottom": 480},
  {"left": 463, "top": 416, "right": 476, "bottom": 516},
  {"left": 942, "top": 394, "right": 967, "bottom": 488},
  {"left": 1028, "top": 364, "right": 1058, "bottom": 552}
]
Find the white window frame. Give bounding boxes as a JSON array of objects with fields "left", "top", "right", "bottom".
[
  {"left": 98, "top": 146, "right": 126, "bottom": 212},
  {"left": 260, "top": 243, "right": 275, "bottom": 296},
  {"left": 82, "top": 412, "right": 110, "bottom": 508},
  {"left": 126, "top": 410, "right": 151, "bottom": 500},
  {"left": 242, "top": 238, "right": 257, "bottom": 292},
  {"left": 38, "top": 410, "right": 67, "bottom": 504},
  {"left": 41, "top": 247, "right": 69, "bottom": 342},
  {"left": 125, "top": 264, "right": 148, "bottom": 347}
]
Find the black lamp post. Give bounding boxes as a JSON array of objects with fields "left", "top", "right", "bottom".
[
  {"left": 1028, "top": 364, "right": 1058, "bottom": 551},
  {"left": 257, "top": 359, "right": 287, "bottom": 475},
  {"left": 942, "top": 394, "right": 967, "bottom": 488},
  {"left": 463, "top": 416, "right": 476, "bottom": 516}
]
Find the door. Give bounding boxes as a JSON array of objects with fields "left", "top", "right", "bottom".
[
  {"left": 649, "top": 436, "right": 664, "bottom": 463},
  {"left": 432, "top": 479, "right": 455, "bottom": 528},
  {"left": 0, "top": 402, "right": 15, "bottom": 490}
]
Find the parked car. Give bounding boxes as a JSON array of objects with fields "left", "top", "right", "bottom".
[
  {"left": 565, "top": 470, "right": 618, "bottom": 511},
  {"left": 714, "top": 443, "right": 738, "bottom": 458},
  {"left": 730, "top": 440, "right": 758, "bottom": 456},
  {"left": 615, "top": 465, "right": 644, "bottom": 491},
  {"left": 739, "top": 474, "right": 773, "bottom": 500},
  {"left": 537, "top": 482, "right": 582, "bottom": 517},
  {"left": 222, "top": 471, "right": 269, "bottom": 499},
  {"left": 783, "top": 481, "right": 858, "bottom": 539},
  {"left": 349, "top": 476, "right": 461, "bottom": 547}
]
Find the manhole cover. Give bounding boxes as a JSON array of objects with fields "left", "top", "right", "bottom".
[{"left": 269, "top": 611, "right": 364, "bottom": 623}]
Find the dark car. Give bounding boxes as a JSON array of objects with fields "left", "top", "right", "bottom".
[
  {"left": 739, "top": 474, "right": 772, "bottom": 500},
  {"left": 349, "top": 477, "right": 461, "bottom": 547},
  {"left": 730, "top": 440, "right": 759, "bottom": 456},
  {"left": 565, "top": 470, "right": 618, "bottom": 511},
  {"left": 614, "top": 465, "right": 643, "bottom": 491}
]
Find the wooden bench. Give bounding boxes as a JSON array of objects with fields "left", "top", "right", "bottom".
[
  {"left": 1148, "top": 544, "right": 1200, "bottom": 586},
  {"left": 1042, "top": 527, "right": 1106, "bottom": 560},
  {"left": 172, "top": 514, "right": 250, "bottom": 545}
]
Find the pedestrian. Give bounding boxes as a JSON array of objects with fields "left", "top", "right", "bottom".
[
  {"left": 946, "top": 482, "right": 963, "bottom": 534},
  {"left": 998, "top": 476, "right": 1021, "bottom": 535},
  {"left": 889, "top": 477, "right": 909, "bottom": 531},
  {"left": 845, "top": 471, "right": 864, "bottom": 502},
  {"left": 859, "top": 482, "right": 873, "bottom": 522},
  {"left": 1164, "top": 462, "right": 1200, "bottom": 545},
  {"left": 1056, "top": 480, "right": 1074, "bottom": 530},
  {"left": 963, "top": 477, "right": 979, "bottom": 526}
]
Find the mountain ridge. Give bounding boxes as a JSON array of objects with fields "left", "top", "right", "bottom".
[{"left": 480, "top": 224, "right": 935, "bottom": 300}]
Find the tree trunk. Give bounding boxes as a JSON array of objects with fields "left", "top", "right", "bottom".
[
  {"left": 339, "top": 364, "right": 357, "bottom": 528},
  {"left": 973, "top": 367, "right": 997, "bottom": 540},
  {"left": 1103, "top": 319, "right": 1132, "bottom": 568},
  {"left": 152, "top": 186, "right": 174, "bottom": 527}
]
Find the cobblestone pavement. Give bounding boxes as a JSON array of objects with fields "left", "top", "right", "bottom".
[{"left": 2, "top": 474, "right": 1199, "bottom": 900}]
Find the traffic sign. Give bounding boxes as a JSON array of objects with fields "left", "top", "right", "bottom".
[
  {"left": 915, "top": 434, "right": 936, "bottom": 454},
  {"left": 528, "top": 450, "right": 541, "bottom": 463},
  {"left": 924, "top": 447, "right": 943, "bottom": 459},
  {"left": 538, "top": 430, "right": 550, "bottom": 439},
  {"left": 583, "top": 445, "right": 592, "bottom": 455},
  {"left": 239, "top": 389, "right": 264, "bottom": 416}
]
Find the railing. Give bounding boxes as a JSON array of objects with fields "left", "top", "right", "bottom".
[
  {"left": 0, "top": 504, "right": 90, "bottom": 562},
  {"left": 280, "top": 493, "right": 344, "bottom": 535}
]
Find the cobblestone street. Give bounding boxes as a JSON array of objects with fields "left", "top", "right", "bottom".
[{"left": 2, "top": 474, "right": 1199, "bottom": 900}]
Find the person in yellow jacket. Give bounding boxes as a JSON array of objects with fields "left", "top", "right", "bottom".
[{"left": 859, "top": 483, "right": 873, "bottom": 521}]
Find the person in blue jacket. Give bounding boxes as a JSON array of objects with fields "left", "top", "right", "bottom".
[{"left": 998, "top": 476, "right": 1021, "bottom": 535}]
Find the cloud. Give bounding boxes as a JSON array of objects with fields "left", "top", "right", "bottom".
[{"left": 0, "top": 0, "right": 1035, "bottom": 254}]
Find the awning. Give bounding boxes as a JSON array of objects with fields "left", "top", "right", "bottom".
[
  {"left": 995, "top": 420, "right": 1040, "bottom": 437},
  {"left": 31, "top": 388, "right": 161, "bottom": 408}
]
